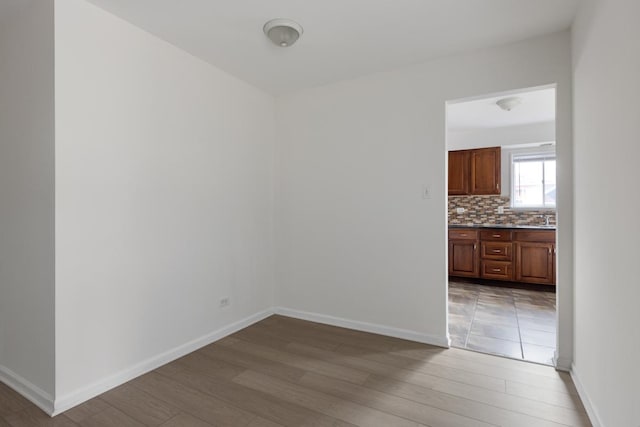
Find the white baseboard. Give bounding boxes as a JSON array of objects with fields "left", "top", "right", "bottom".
[
  {"left": 570, "top": 363, "right": 602, "bottom": 427},
  {"left": 52, "top": 308, "right": 274, "bottom": 415},
  {"left": 554, "top": 354, "right": 572, "bottom": 372},
  {"left": 5, "top": 306, "right": 449, "bottom": 417},
  {"left": 0, "top": 365, "right": 54, "bottom": 415},
  {"left": 274, "top": 307, "right": 450, "bottom": 348}
]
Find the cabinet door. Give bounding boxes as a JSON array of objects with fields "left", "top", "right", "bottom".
[
  {"left": 470, "top": 147, "right": 501, "bottom": 195},
  {"left": 552, "top": 244, "right": 556, "bottom": 285},
  {"left": 448, "top": 150, "right": 469, "bottom": 195},
  {"left": 448, "top": 240, "right": 479, "bottom": 277},
  {"left": 515, "top": 242, "right": 554, "bottom": 284}
]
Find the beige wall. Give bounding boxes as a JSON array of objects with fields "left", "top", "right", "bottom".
[
  {"left": 0, "top": 0, "right": 55, "bottom": 408},
  {"left": 275, "top": 31, "right": 574, "bottom": 367},
  {"left": 571, "top": 0, "right": 640, "bottom": 424},
  {"left": 55, "top": 0, "right": 276, "bottom": 409}
]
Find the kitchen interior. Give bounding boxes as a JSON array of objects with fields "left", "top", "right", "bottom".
[{"left": 446, "top": 87, "right": 558, "bottom": 365}]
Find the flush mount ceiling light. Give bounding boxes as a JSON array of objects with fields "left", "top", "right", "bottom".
[
  {"left": 496, "top": 96, "right": 523, "bottom": 111},
  {"left": 263, "top": 18, "right": 303, "bottom": 47}
]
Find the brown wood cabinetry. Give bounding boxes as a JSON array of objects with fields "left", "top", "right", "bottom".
[
  {"left": 481, "top": 261, "right": 513, "bottom": 281},
  {"left": 512, "top": 230, "right": 555, "bottom": 243},
  {"left": 481, "top": 241, "right": 513, "bottom": 260},
  {"left": 449, "top": 227, "right": 556, "bottom": 285},
  {"left": 480, "top": 230, "right": 512, "bottom": 241},
  {"left": 514, "top": 230, "right": 556, "bottom": 285},
  {"left": 479, "top": 229, "right": 513, "bottom": 281},
  {"left": 448, "top": 147, "right": 500, "bottom": 195},
  {"left": 448, "top": 229, "right": 479, "bottom": 277},
  {"left": 470, "top": 147, "right": 501, "bottom": 195},
  {"left": 447, "top": 150, "right": 469, "bottom": 195}
]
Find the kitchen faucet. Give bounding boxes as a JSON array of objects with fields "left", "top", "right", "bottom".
[{"left": 540, "top": 215, "right": 551, "bottom": 226}]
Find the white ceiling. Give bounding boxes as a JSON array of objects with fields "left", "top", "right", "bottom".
[
  {"left": 447, "top": 87, "right": 556, "bottom": 131},
  {"left": 84, "top": 0, "right": 581, "bottom": 95}
]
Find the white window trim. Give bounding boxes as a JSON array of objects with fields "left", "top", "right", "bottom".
[{"left": 510, "top": 148, "right": 557, "bottom": 210}]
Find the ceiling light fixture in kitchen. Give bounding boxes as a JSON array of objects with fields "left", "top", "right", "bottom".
[
  {"left": 263, "top": 18, "right": 303, "bottom": 47},
  {"left": 496, "top": 96, "right": 523, "bottom": 111}
]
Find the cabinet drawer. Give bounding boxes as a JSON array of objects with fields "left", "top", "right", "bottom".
[
  {"left": 480, "top": 230, "right": 512, "bottom": 241},
  {"left": 481, "top": 242, "right": 512, "bottom": 260},
  {"left": 513, "top": 230, "right": 555, "bottom": 242},
  {"left": 449, "top": 229, "right": 478, "bottom": 240},
  {"left": 481, "top": 261, "right": 513, "bottom": 281}
]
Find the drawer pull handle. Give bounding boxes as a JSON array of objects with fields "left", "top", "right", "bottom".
[
  {"left": 492, "top": 249, "right": 501, "bottom": 253},
  {"left": 492, "top": 234, "right": 501, "bottom": 237},
  {"left": 460, "top": 234, "right": 467, "bottom": 237},
  {"left": 492, "top": 268, "right": 501, "bottom": 272}
]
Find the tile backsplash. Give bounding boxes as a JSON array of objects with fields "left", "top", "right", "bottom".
[{"left": 448, "top": 195, "right": 556, "bottom": 226}]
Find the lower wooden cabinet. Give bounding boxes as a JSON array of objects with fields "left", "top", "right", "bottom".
[
  {"left": 448, "top": 229, "right": 479, "bottom": 277},
  {"left": 515, "top": 241, "right": 555, "bottom": 285},
  {"left": 480, "top": 260, "right": 513, "bottom": 281},
  {"left": 448, "top": 239, "right": 479, "bottom": 277},
  {"left": 449, "top": 227, "right": 556, "bottom": 285},
  {"left": 481, "top": 241, "right": 513, "bottom": 260}
]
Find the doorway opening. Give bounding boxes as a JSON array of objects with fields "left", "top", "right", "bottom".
[{"left": 445, "top": 86, "right": 558, "bottom": 365}]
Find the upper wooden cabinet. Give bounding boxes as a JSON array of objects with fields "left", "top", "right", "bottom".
[
  {"left": 470, "top": 147, "right": 501, "bottom": 195},
  {"left": 448, "top": 147, "right": 501, "bottom": 195},
  {"left": 447, "top": 150, "right": 469, "bottom": 195}
]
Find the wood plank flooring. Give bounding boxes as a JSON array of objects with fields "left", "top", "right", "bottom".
[{"left": 0, "top": 315, "right": 590, "bottom": 426}]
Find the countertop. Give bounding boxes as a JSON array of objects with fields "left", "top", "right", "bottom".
[{"left": 448, "top": 224, "right": 556, "bottom": 230}]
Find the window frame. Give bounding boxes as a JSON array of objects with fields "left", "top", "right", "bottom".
[{"left": 510, "top": 150, "right": 557, "bottom": 210}]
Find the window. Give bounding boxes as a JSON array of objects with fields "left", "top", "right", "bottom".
[{"left": 511, "top": 152, "right": 556, "bottom": 209}]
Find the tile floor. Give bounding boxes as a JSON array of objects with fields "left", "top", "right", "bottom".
[{"left": 448, "top": 281, "right": 557, "bottom": 365}]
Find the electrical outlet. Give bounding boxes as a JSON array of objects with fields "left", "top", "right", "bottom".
[
  {"left": 456, "top": 207, "right": 465, "bottom": 214},
  {"left": 497, "top": 206, "right": 505, "bottom": 214},
  {"left": 219, "top": 297, "right": 230, "bottom": 308}
]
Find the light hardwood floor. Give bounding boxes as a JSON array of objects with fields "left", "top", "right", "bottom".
[{"left": 0, "top": 315, "right": 590, "bottom": 426}]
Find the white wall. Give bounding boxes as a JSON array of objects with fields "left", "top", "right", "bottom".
[
  {"left": 54, "top": 0, "right": 275, "bottom": 406},
  {"left": 276, "top": 31, "right": 574, "bottom": 364},
  {"left": 0, "top": 0, "right": 56, "bottom": 405},
  {"left": 571, "top": 0, "right": 640, "bottom": 425},
  {"left": 447, "top": 121, "right": 555, "bottom": 151}
]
